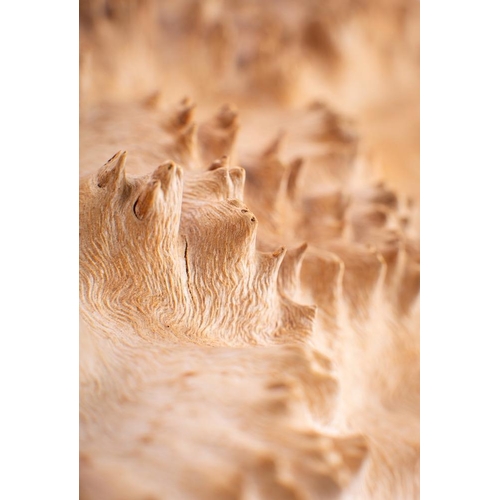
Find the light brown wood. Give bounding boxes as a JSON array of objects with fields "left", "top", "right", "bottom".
[{"left": 80, "top": 1, "right": 419, "bottom": 498}]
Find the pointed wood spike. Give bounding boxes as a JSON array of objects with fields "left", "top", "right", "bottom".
[
  {"left": 97, "top": 151, "right": 127, "bottom": 190},
  {"left": 258, "top": 247, "right": 287, "bottom": 283},
  {"left": 176, "top": 101, "right": 196, "bottom": 128},
  {"left": 198, "top": 109, "right": 239, "bottom": 166},
  {"left": 152, "top": 161, "right": 181, "bottom": 195},
  {"left": 177, "top": 122, "right": 197, "bottom": 154},
  {"left": 217, "top": 104, "right": 238, "bottom": 128},
  {"left": 133, "top": 180, "right": 161, "bottom": 221},
  {"left": 163, "top": 98, "right": 196, "bottom": 133},
  {"left": 272, "top": 246, "right": 286, "bottom": 260},
  {"left": 208, "top": 155, "right": 229, "bottom": 171},
  {"left": 152, "top": 160, "right": 174, "bottom": 178},
  {"left": 286, "top": 156, "right": 304, "bottom": 201},
  {"left": 278, "top": 242, "right": 308, "bottom": 298},
  {"left": 261, "top": 130, "right": 286, "bottom": 158},
  {"left": 293, "top": 242, "right": 308, "bottom": 260}
]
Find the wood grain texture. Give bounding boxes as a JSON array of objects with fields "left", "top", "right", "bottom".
[{"left": 80, "top": 1, "right": 419, "bottom": 498}]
